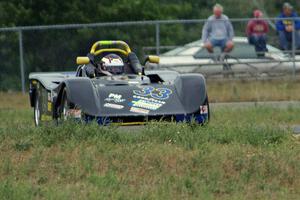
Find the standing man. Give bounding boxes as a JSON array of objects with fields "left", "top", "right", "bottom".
[
  {"left": 202, "top": 4, "right": 235, "bottom": 55},
  {"left": 246, "top": 10, "right": 269, "bottom": 57},
  {"left": 276, "top": 2, "right": 300, "bottom": 52}
]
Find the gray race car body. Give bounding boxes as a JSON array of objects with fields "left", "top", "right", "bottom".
[{"left": 29, "top": 41, "right": 209, "bottom": 126}]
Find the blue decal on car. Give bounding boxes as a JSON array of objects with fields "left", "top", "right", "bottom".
[
  {"left": 133, "top": 86, "right": 172, "bottom": 100},
  {"left": 175, "top": 114, "right": 208, "bottom": 124}
]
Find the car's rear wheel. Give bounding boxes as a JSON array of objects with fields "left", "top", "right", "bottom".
[{"left": 34, "top": 93, "right": 41, "bottom": 126}]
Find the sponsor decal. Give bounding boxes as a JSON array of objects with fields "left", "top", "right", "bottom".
[
  {"left": 130, "top": 95, "right": 165, "bottom": 111},
  {"left": 200, "top": 105, "right": 208, "bottom": 114},
  {"left": 133, "top": 86, "right": 172, "bottom": 100},
  {"left": 130, "top": 107, "right": 149, "bottom": 114},
  {"left": 105, "top": 93, "right": 126, "bottom": 103},
  {"left": 47, "top": 102, "right": 52, "bottom": 112},
  {"left": 104, "top": 103, "right": 124, "bottom": 110}
]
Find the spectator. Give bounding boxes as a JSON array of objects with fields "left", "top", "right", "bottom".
[
  {"left": 202, "top": 4, "right": 234, "bottom": 56},
  {"left": 246, "top": 10, "right": 269, "bottom": 57},
  {"left": 275, "top": 2, "right": 300, "bottom": 52}
]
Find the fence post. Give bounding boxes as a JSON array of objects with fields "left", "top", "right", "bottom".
[
  {"left": 155, "top": 22, "right": 160, "bottom": 55},
  {"left": 292, "top": 19, "right": 296, "bottom": 78},
  {"left": 18, "top": 30, "right": 25, "bottom": 94}
]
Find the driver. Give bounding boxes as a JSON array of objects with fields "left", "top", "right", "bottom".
[{"left": 97, "top": 53, "right": 125, "bottom": 76}]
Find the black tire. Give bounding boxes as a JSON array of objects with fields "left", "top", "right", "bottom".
[
  {"left": 33, "top": 92, "right": 41, "bottom": 126},
  {"left": 58, "top": 88, "right": 70, "bottom": 122},
  {"left": 57, "top": 88, "right": 78, "bottom": 123},
  {"left": 190, "top": 95, "right": 210, "bottom": 126},
  {"left": 205, "top": 95, "right": 210, "bottom": 122}
]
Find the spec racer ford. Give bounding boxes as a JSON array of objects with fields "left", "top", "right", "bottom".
[{"left": 29, "top": 41, "right": 209, "bottom": 126}]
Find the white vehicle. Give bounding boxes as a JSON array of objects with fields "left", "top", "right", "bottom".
[{"left": 159, "top": 37, "right": 300, "bottom": 77}]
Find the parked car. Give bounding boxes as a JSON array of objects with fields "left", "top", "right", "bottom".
[{"left": 159, "top": 37, "right": 300, "bottom": 77}]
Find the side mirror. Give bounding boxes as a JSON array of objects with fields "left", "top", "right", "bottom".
[
  {"left": 144, "top": 55, "right": 160, "bottom": 65},
  {"left": 76, "top": 57, "right": 90, "bottom": 65}
]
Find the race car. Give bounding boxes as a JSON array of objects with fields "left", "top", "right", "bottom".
[{"left": 29, "top": 40, "right": 209, "bottom": 126}]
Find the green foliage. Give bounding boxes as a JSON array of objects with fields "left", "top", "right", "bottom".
[{"left": 3, "top": 0, "right": 300, "bottom": 28}]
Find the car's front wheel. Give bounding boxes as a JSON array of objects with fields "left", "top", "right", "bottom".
[
  {"left": 61, "top": 89, "right": 71, "bottom": 121},
  {"left": 204, "top": 95, "right": 210, "bottom": 122},
  {"left": 57, "top": 88, "right": 82, "bottom": 123}
]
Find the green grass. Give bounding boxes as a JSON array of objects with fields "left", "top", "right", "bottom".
[
  {"left": 0, "top": 94, "right": 300, "bottom": 199},
  {"left": 207, "top": 79, "right": 300, "bottom": 102}
]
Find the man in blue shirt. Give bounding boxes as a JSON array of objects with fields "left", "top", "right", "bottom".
[{"left": 276, "top": 2, "right": 300, "bottom": 51}]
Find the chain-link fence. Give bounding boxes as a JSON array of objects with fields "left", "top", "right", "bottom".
[{"left": 0, "top": 18, "right": 300, "bottom": 93}]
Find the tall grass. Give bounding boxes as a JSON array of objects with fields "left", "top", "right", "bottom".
[
  {"left": 0, "top": 103, "right": 299, "bottom": 199},
  {"left": 207, "top": 79, "right": 300, "bottom": 102}
]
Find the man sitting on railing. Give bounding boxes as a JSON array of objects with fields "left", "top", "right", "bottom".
[
  {"left": 202, "top": 4, "right": 235, "bottom": 60},
  {"left": 246, "top": 10, "right": 269, "bottom": 57},
  {"left": 276, "top": 2, "right": 300, "bottom": 53}
]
